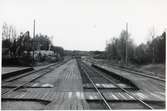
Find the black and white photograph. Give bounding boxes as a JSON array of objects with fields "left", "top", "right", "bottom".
[{"left": 1, "top": 0, "right": 166, "bottom": 110}]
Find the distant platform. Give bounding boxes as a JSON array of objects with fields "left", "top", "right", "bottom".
[
  {"left": 2, "top": 67, "right": 33, "bottom": 79},
  {"left": 2, "top": 67, "right": 31, "bottom": 75}
]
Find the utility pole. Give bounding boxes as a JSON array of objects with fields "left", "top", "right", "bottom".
[
  {"left": 125, "top": 23, "right": 128, "bottom": 65},
  {"left": 33, "top": 20, "right": 35, "bottom": 63},
  {"left": 152, "top": 26, "right": 155, "bottom": 63}
]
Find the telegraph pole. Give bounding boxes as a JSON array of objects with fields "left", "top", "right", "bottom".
[
  {"left": 125, "top": 23, "right": 128, "bottom": 65},
  {"left": 33, "top": 20, "right": 35, "bottom": 63},
  {"left": 152, "top": 26, "right": 155, "bottom": 63}
]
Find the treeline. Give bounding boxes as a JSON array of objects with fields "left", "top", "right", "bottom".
[
  {"left": 105, "top": 30, "right": 166, "bottom": 65},
  {"left": 2, "top": 23, "right": 64, "bottom": 65}
]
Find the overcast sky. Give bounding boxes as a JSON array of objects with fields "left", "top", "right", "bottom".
[{"left": 0, "top": 0, "right": 167, "bottom": 51}]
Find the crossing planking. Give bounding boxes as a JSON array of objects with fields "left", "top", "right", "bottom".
[
  {"left": 83, "top": 83, "right": 133, "bottom": 89},
  {"left": 103, "top": 92, "right": 165, "bottom": 101}
]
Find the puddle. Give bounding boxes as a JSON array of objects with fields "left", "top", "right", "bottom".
[
  {"left": 41, "top": 83, "right": 54, "bottom": 88},
  {"left": 32, "top": 83, "right": 54, "bottom": 88},
  {"left": 32, "top": 83, "right": 40, "bottom": 87}
]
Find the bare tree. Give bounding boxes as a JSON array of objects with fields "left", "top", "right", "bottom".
[
  {"left": 2, "top": 23, "right": 17, "bottom": 57},
  {"left": 2, "top": 23, "right": 17, "bottom": 41},
  {"left": 2, "top": 23, "right": 9, "bottom": 40}
]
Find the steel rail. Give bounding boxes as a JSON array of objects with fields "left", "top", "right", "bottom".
[
  {"left": 112, "top": 64, "right": 165, "bottom": 81},
  {"left": 93, "top": 63, "right": 165, "bottom": 88},
  {"left": 84, "top": 62, "right": 154, "bottom": 109},
  {"left": 3, "top": 59, "right": 70, "bottom": 82},
  {"left": 2, "top": 69, "right": 52, "bottom": 96},
  {"left": 78, "top": 60, "right": 112, "bottom": 110},
  {"left": 93, "top": 62, "right": 165, "bottom": 82},
  {"left": 2, "top": 59, "right": 70, "bottom": 96}
]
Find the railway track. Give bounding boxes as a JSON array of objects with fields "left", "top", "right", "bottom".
[
  {"left": 93, "top": 64, "right": 165, "bottom": 90},
  {"left": 92, "top": 64, "right": 165, "bottom": 90},
  {"left": 91, "top": 60, "right": 165, "bottom": 82},
  {"left": 77, "top": 59, "right": 155, "bottom": 110},
  {"left": 85, "top": 58, "right": 165, "bottom": 90},
  {"left": 2, "top": 58, "right": 164, "bottom": 110},
  {"left": 111, "top": 64, "right": 164, "bottom": 81},
  {"left": 2, "top": 59, "right": 70, "bottom": 96}
]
